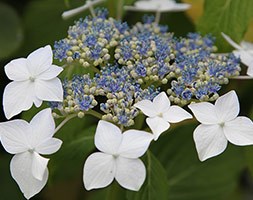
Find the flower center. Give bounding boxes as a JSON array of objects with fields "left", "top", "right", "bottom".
[
  {"left": 158, "top": 113, "right": 163, "bottom": 118},
  {"left": 219, "top": 122, "right": 225, "bottom": 127},
  {"left": 112, "top": 154, "right": 119, "bottom": 159},
  {"left": 29, "top": 76, "right": 36, "bottom": 82},
  {"left": 28, "top": 148, "right": 35, "bottom": 153}
]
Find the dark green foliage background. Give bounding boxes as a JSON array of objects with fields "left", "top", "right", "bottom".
[{"left": 0, "top": 0, "right": 253, "bottom": 199}]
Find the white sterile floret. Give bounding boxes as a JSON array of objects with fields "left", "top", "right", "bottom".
[
  {"left": 62, "top": 0, "right": 105, "bottom": 19},
  {"left": 0, "top": 108, "right": 62, "bottom": 199},
  {"left": 83, "top": 120, "right": 153, "bottom": 191},
  {"left": 188, "top": 90, "right": 253, "bottom": 162},
  {"left": 134, "top": 92, "right": 192, "bottom": 140},
  {"left": 126, "top": 0, "right": 191, "bottom": 12},
  {"left": 221, "top": 32, "right": 253, "bottom": 77},
  {"left": 3, "top": 45, "right": 63, "bottom": 119}
]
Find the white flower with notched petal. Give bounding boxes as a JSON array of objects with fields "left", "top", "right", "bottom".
[
  {"left": 134, "top": 92, "right": 192, "bottom": 140},
  {"left": 188, "top": 90, "right": 253, "bottom": 162},
  {"left": 221, "top": 32, "right": 253, "bottom": 77},
  {"left": 125, "top": 0, "right": 191, "bottom": 12},
  {"left": 3, "top": 45, "right": 63, "bottom": 119},
  {"left": 83, "top": 120, "right": 153, "bottom": 191},
  {"left": 0, "top": 108, "right": 62, "bottom": 199}
]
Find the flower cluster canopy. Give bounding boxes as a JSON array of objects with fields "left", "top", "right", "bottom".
[{"left": 0, "top": 4, "right": 253, "bottom": 200}]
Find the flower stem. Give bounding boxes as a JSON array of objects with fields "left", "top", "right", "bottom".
[
  {"left": 117, "top": 0, "right": 124, "bottom": 20},
  {"left": 86, "top": 110, "right": 103, "bottom": 119},
  {"left": 87, "top": 0, "right": 96, "bottom": 18},
  {"left": 54, "top": 114, "right": 77, "bottom": 133},
  {"left": 155, "top": 10, "right": 161, "bottom": 24},
  {"left": 91, "top": 66, "right": 101, "bottom": 74},
  {"left": 230, "top": 76, "right": 253, "bottom": 80}
]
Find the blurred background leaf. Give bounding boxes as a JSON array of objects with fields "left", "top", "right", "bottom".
[
  {"left": 0, "top": 2, "right": 23, "bottom": 60},
  {"left": 151, "top": 123, "right": 246, "bottom": 200},
  {"left": 127, "top": 151, "right": 169, "bottom": 200},
  {"left": 197, "top": 0, "right": 253, "bottom": 52}
]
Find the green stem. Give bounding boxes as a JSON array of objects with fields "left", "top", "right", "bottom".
[
  {"left": 155, "top": 10, "right": 161, "bottom": 24},
  {"left": 230, "top": 75, "right": 253, "bottom": 80},
  {"left": 54, "top": 114, "right": 77, "bottom": 133},
  {"left": 117, "top": 0, "right": 124, "bottom": 20},
  {"left": 86, "top": 110, "right": 103, "bottom": 119},
  {"left": 120, "top": 124, "right": 124, "bottom": 131},
  {"left": 87, "top": 0, "right": 96, "bottom": 17},
  {"left": 91, "top": 66, "right": 101, "bottom": 74}
]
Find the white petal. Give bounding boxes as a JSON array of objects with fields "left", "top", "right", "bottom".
[
  {"left": 133, "top": 0, "right": 190, "bottom": 12},
  {"left": 163, "top": 105, "right": 192, "bottom": 123},
  {"left": 118, "top": 130, "right": 153, "bottom": 158},
  {"left": 215, "top": 90, "right": 239, "bottom": 122},
  {"left": 188, "top": 102, "right": 219, "bottom": 124},
  {"left": 29, "top": 108, "right": 55, "bottom": 146},
  {"left": 134, "top": 100, "right": 157, "bottom": 117},
  {"left": 233, "top": 50, "right": 253, "bottom": 67},
  {"left": 0, "top": 120, "right": 31, "bottom": 154},
  {"left": 35, "top": 78, "right": 63, "bottom": 102},
  {"left": 3, "top": 81, "right": 35, "bottom": 119},
  {"left": 83, "top": 152, "right": 116, "bottom": 190},
  {"left": 153, "top": 92, "right": 171, "bottom": 114},
  {"left": 37, "top": 65, "right": 63, "bottom": 80},
  {"left": 34, "top": 97, "right": 43, "bottom": 108},
  {"left": 4, "top": 58, "right": 30, "bottom": 81},
  {"left": 31, "top": 152, "right": 49, "bottom": 181},
  {"left": 10, "top": 152, "right": 48, "bottom": 199},
  {"left": 95, "top": 120, "right": 122, "bottom": 154},
  {"left": 223, "top": 117, "right": 253, "bottom": 146},
  {"left": 247, "top": 63, "right": 253, "bottom": 77},
  {"left": 221, "top": 32, "right": 242, "bottom": 50},
  {"left": 27, "top": 45, "right": 52, "bottom": 76},
  {"left": 193, "top": 124, "right": 227, "bottom": 161},
  {"left": 164, "top": 3, "right": 191, "bottom": 12},
  {"left": 146, "top": 117, "right": 170, "bottom": 141},
  {"left": 240, "top": 41, "right": 253, "bottom": 51},
  {"left": 115, "top": 157, "right": 146, "bottom": 191},
  {"left": 35, "top": 138, "right": 62, "bottom": 155}
]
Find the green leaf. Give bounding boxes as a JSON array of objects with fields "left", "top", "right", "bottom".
[
  {"left": 151, "top": 123, "right": 245, "bottom": 200},
  {"left": 197, "top": 0, "right": 253, "bottom": 52},
  {"left": 126, "top": 151, "right": 169, "bottom": 200},
  {"left": 49, "top": 116, "right": 97, "bottom": 182},
  {"left": 20, "top": 0, "right": 81, "bottom": 56},
  {"left": 0, "top": 3, "right": 23, "bottom": 59},
  {"left": 0, "top": 155, "right": 24, "bottom": 199},
  {"left": 244, "top": 145, "right": 253, "bottom": 176}
]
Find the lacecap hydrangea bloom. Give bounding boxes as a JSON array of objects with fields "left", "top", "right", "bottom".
[
  {"left": 0, "top": 7, "right": 253, "bottom": 199},
  {"left": 3, "top": 45, "right": 63, "bottom": 119}
]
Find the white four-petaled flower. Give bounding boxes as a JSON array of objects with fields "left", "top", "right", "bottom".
[
  {"left": 0, "top": 108, "right": 62, "bottom": 199},
  {"left": 83, "top": 120, "right": 153, "bottom": 191},
  {"left": 127, "top": 0, "right": 191, "bottom": 12},
  {"left": 134, "top": 92, "right": 192, "bottom": 140},
  {"left": 221, "top": 32, "right": 253, "bottom": 77},
  {"left": 188, "top": 90, "right": 253, "bottom": 161},
  {"left": 3, "top": 45, "right": 64, "bottom": 119}
]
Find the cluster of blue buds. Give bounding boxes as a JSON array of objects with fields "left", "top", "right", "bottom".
[
  {"left": 95, "top": 64, "right": 159, "bottom": 126},
  {"left": 51, "top": 9, "right": 241, "bottom": 126},
  {"left": 166, "top": 33, "right": 240, "bottom": 105},
  {"left": 54, "top": 8, "right": 129, "bottom": 67},
  {"left": 49, "top": 74, "right": 98, "bottom": 118}
]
